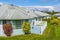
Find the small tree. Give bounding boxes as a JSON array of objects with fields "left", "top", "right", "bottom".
[
  {"left": 47, "top": 18, "right": 51, "bottom": 22},
  {"left": 51, "top": 16, "right": 58, "bottom": 20},
  {"left": 51, "top": 19, "right": 59, "bottom": 25},
  {"left": 22, "top": 22, "right": 30, "bottom": 34}
]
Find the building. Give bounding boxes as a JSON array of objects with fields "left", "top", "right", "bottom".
[{"left": 0, "top": 4, "right": 48, "bottom": 36}]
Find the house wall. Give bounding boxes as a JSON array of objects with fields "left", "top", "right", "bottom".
[
  {"left": 0, "top": 20, "right": 24, "bottom": 36},
  {"left": 0, "top": 21, "right": 4, "bottom": 36},
  {"left": 0, "top": 19, "right": 47, "bottom": 36},
  {"left": 30, "top": 20, "right": 47, "bottom": 34},
  {"left": 0, "top": 26, "right": 24, "bottom": 36}
]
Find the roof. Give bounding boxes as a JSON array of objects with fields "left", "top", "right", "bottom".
[
  {"left": 33, "top": 11, "right": 49, "bottom": 17},
  {"left": 0, "top": 4, "right": 37, "bottom": 20},
  {"left": 0, "top": 4, "right": 49, "bottom": 20}
]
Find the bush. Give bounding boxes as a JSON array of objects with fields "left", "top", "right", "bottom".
[
  {"left": 3, "top": 24, "right": 12, "bottom": 36},
  {"left": 47, "top": 18, "right": 51, "bottom": 22},
  {"left": 51, "top": 16, "right": 58, "bottom": 20},
  {"left": 42, "top": 18, "right": 51, "bottom": 22},
  {"left": 42, "top": 18, "right": 47, "bottom": 21},
  {"left": 54, "top": 16, "right": 58, "bottom": 19},
  {"left": 51, "top": 19, "right": 59, "bottom": 25},
  {"left": 22, "top": 22, "right": 30, "bottom": 34}
]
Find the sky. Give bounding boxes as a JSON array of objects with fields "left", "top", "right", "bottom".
[{"left": 0, "top": 0, "right": 60, "bottom": 6}]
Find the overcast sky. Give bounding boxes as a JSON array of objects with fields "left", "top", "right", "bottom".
[{"left": 0, "top": 0, "right": 60, "bottom": 6}]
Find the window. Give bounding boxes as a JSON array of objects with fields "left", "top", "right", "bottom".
[
  {"left": 0, "top": 20, "right": 2, "bottom": 25},
  {"left": 24, "top": 19, "right": 28, "bottom": 22},
  {"left": 12, "top": 20, "right": 23, "bottom": 29},
  {"left": 3, "top": 20, "right": 11, "bottom": 24},
  {"left": 36, "top": 18, "right": 37, "bottom": 21}
]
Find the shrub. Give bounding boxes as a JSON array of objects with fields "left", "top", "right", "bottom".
[
  {"left": 47, "top": 18, "right": 51, "bottom": 22},
  {"left": 42, "top": 18, "right": 47, "bottom": 21},
  {"left": 51, "top": 19, "right": 59, "bottom": 25},
  {"left": 51, "top": 16, "right": 58, "bottom": 20},
  {"left": 53, "top": 16, "right": 58, "bottom": 19},
  {"left": 22, "top": 22, "right": 30, "bottom": 34},
  {"left": 3, "top": 24, "right": 12, "bottom": 36}
]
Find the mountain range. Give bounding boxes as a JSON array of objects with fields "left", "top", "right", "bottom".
[
  {"left": 24, "top": 6, "right": 60, "bottom": 12},
  {"left": 0, "top": 3, "right": 60, "bottom": 12}
]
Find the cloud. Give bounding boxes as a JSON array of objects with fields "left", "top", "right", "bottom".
[{"left": 0, "top": 2, "right": 3, "bottom": 5}]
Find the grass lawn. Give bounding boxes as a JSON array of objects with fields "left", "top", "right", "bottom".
[{"left": 0, "top": 20, "right": 60, "bottom": 40}]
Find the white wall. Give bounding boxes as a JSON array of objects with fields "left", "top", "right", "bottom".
[
  {"left": 30, "top": 21, "right": 47, "bottom": 35},
  {"left": 0, "top": 25, "right": 6, "bottom": 36},
  {"left": 12, "top": 29, "right": 24, "bottom": 36}
]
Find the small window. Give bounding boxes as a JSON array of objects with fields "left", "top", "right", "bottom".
[
  {"left": 32, "top": 27, "right": 34, "bottom": 29},
  {"left": 0, "top": 20, "right": 2, "bottom": 25},
  {"left": 36, "top": 18, "right": 37, "bottom": 21},
  {"left": 12, "top": 20, "right": 23, "bottom": 29},
  {"left": 3, "top": 20, "right": 11, "bottom": 24}
]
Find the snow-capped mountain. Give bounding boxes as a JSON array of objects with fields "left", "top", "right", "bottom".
[
  {"left": 24, "top": 6, "right": 60, "bottom": 12},
  {"left": 53, "top": 5, "right": 60, "bottom": 12},
  {"left": 24, "top": 6, "right": 55, "bottom": 12}
]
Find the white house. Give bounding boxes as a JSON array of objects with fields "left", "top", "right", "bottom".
[{"left": 0, "top": 4, "right": 48, "bottom": 36}]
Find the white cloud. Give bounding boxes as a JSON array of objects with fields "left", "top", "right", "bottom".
[{"left": 0, "top": 2, "right": 3, "bottom": 5}]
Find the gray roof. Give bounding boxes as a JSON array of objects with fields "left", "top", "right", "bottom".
[
  {"left": 0, "top": 4, "right": 37, "bottom": 20},
  {"left": 0, "top": 4, "right": 49, "bottom": 20},
  {"left": 33, "top": 11, "right": 49, "bottom": 17}
]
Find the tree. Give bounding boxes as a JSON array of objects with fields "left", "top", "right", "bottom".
[
  {"left": 22, "top": 22, "right": 30, "bottom": 34},
  {"left": 46, "top": 11, "right": 59, "bottom": 16}
]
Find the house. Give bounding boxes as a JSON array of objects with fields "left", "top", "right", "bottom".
[{"left": 0, "top": 4, "right": 48, "bottom": 36}]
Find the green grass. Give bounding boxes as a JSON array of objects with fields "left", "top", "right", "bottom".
[{"left": 0, "top": 20, "right": 60, "bottom": 40}]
